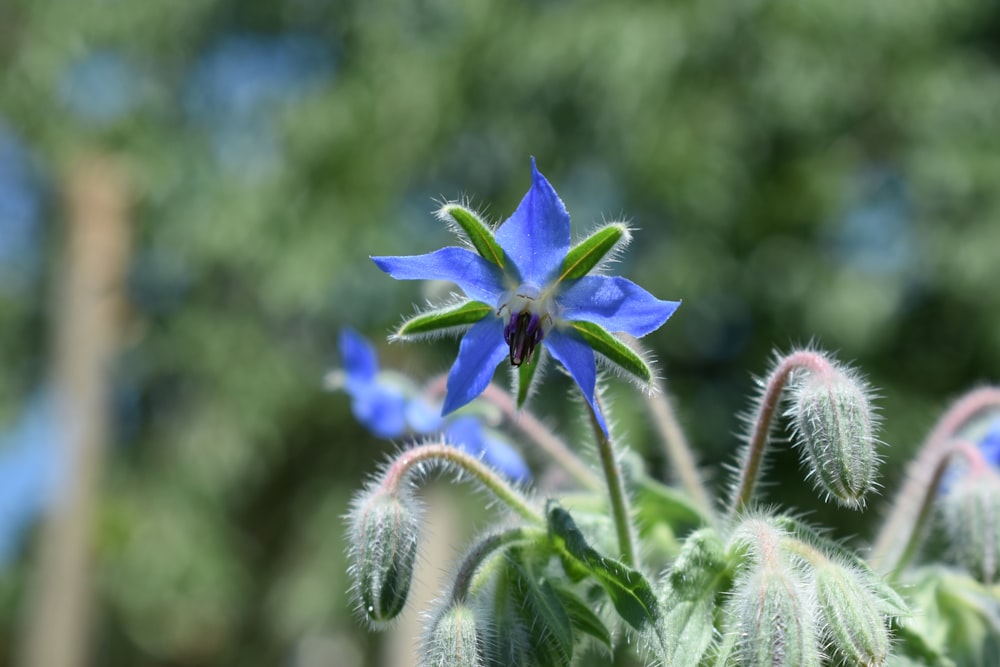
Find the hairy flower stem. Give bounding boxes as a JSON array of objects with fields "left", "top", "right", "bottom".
[
  {"left": 425, "top": 374, "right": 601, "bottom": 491},
  {"left": 646, "top": 383, "right": 713, "bottom": 516},
  {"left": 448, "top": 526, "right": 545, "bottom": 604},
  {"left": 729, "top": 351, "right": 835, "bottom": 517},
  {"left": 587, "top": 399, "right": 639, "bottom": 567},
  {"left": 381, "top": 443, "right": 543, "bottom": 524},
  {"left": 871, "top": 386, "right": 1000, "bottom": 574}
]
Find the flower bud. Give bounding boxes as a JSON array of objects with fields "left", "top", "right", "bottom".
[
  {"left": 789, "top": 365, "right": 879, "bottom": 508},
  {"left": 814, "top": 562, "right": 889, "bottom": 666},
  {"left": 733, "top": 566, "right": 821, "bottom": 667},
  {"left": 422, "top": 604, "right": 483, "bottom": 667},
  {"left": 348, "top": 486, "right": 420, "bottom": 627},
  {"left": 942, "top": 470, "right": 1000, "bottom": 583}
]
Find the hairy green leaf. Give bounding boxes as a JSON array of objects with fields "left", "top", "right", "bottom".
[
  {"left": 550, "top": 582, "right": 613, "bottom": 650},
  {"left": 507, "top": 555, "right": 574, "bottom": 667},
  {"left": 438, "top": 204, "right": 506, "bottom": 268},
  {"left": 395, "top": 300, "right": 492, "bottom": 338},
  {"left": 547, "top": 503, "right": 660, "bottom": 631},
  {"left": 559, "top": 223, "right": 629, "bottom": 281},
  {"left": 569, "top": 320, "right": 653, "bottom": 384}
]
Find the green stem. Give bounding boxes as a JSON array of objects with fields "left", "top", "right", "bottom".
[
  {"left": 728, "top": 350, "right": 834, "bottom": 518},
  {"left": 448, "top": 526, "right": 546, "bottom": 603},
  {"left": 587, "top": 400, "right": 638, "bottom": 567},
  {"left": 382, "top": 443, "right": 544, "bottom": 524},
  {"left": 646, "top": 382, "right": 713, "bottom": 517},
  {"left": 870, "top": 386, "right": 1000, "bottom": 575}
]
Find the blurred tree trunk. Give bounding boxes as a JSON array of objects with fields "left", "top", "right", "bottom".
[{"left": 19, "top": 156, "right": 131, "bottom": 667}]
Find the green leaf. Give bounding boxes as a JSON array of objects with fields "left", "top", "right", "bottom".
[
  {"left": 569, "top": 320, "right": 653, "bottom": 384},
  {"left": 559, "top": 223, "right": 629, "bottom": 281},
  {"left": 635, "top": 477, "right": 712, "bottom": 532},
  {"left": 516, "top": 348, "right": 540, "bottom": 408},
  {"left": 395, "top": 300, "right": 492, "bottom": 339},
  {"left": 438, "top": 204, "right": 506, "bottom": 269},
  {"left": 507, "top": 554, "right": 574, "bottom": 667},
  {"left": 661, "top": 587, "right": 716, "bottom": 667},
  {"left": 550, "top": 582, "right": 613, "bottom": 650},
  {"left": 773, "top": 516, "right": 909, "bottom": 617},
  {"left": 547, "top": 503, "right": 660, "bottom": 631}
]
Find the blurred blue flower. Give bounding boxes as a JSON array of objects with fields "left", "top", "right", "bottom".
[
  {"left": 977, "top": 418, "right": 1000, "bottom": 469},
  {"left": 331, "top": 329, "right": 529, "bottom": 481},
  {"left": 0, "top": 392, "right": 62, "bottom": 566},
  {"left": 0, "top": 123, "right": 43, "bottom": 293},
  {"left": 372, "top": 158, "right": 679, "bottom": 433},
  {"left": 58, "top": 51, "right": 142, "bottom": 126}
]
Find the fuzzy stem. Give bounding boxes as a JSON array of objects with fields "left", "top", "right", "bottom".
[
  {"left": 448, "top": 526, "right": 545, "bottom": 604},
  {"left": 728, "top": 351, "right": 836, "bottom": 517},
  {"left": 871, "top": 386, "right": 1000, "bottom": 575},
  {"left": 381, "top": 443, "right": 543, "bottom": 524},
  {"left": 646, "top": 383, "right": 713, "bottom": 516},
  {"left": 424, "top": 374, "right": 601, "bottom": 491},
  {"left": 587, "top": 400, "right": 639, "bottom": 567}
]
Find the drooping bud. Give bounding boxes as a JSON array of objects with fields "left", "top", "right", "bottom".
[
  {"left": 941, "top": 469, "right": 1000, "bottom": 583},
  {"left": 814, "top": 562, "right": 890, "bottom": 666},
  {"left": 422, "top": 604, "right": 483, "bottom": 667},
  {"left": 788, "top": 362, "right": 879, "bottom": 508},
  {"left": 732, "top": 564, "right": 821, "bottom": 667},
  {"left": 347, "top": 486, "right": 420, "bottom": 627}
]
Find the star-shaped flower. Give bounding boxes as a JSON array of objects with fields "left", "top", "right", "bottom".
[{"left": 372, "top": 159, "right": 679, "bottom": 432}]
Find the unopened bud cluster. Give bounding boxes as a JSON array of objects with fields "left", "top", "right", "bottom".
[
  {"left": 787, "top": 359, "right": 880, "bottom": 508},
  {"left": 422, "top": 604, "right": 482, "bottom": 667}
]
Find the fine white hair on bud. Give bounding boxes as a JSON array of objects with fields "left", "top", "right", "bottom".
[
  {"left": 941, "top": 469, "right": 1000, "bottom": 583},
  {"left": 732, "top": 564, "right": 823, "bottom": 667},
  {"left": 346, "top": 484, "right": 421, "bottom": 628},
  {"left": 421, "top": 603, "right": 483, "bottom": 667},
  {"left": 813, "top": 562, "right": 890, "bottom": 666},
  {"left": 787, "top": 359, "right": 881, "bottom": 508}
]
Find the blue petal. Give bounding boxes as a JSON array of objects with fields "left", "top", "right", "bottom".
[
  {"left": 558, "top": 275, "right": 680, "bottom": 337},
  {"left": 545, "top": 330, "right": 608, "bottom": 434},
  {"left": 405, "top": 398, "right": 444, "bottom": 434},
  {"left": 495, "top": 158, "right": 571, "bottom": 285},
  {"left": 443, "top": 316, "right": 508, "bottom": 415},
  {"left": 979, "top": 418, "right": 1000, "bottom": 469},
  {"left": 339, "top": 328, "right": 378, "bottom": 386},
  {"left": 372, "top": 247, "right": 505, "bottom": 304},
  {"left": 350, "top": 383, "right": 409, "bottom": 439}
]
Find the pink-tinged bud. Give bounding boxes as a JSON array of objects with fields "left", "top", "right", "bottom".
[
  {"left": 347, "top": 486, "right": 420, "bottom": 627},
  {"left": 789, "top": 363, "right": 880, "bottom": 508},
  {"left": 942, "top": 470, "right": 1000, "bottom": 583}
]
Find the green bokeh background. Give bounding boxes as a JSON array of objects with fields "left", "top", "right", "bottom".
[{"left": 1, "top": 0, "right": 999, "bottom": 664}]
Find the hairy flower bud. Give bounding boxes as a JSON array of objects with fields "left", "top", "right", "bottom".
[
  {"left": 789, "top": 365, "right": 879, "bottom": 508},
  {"left": 422, "top": 604, "right": 483, "bottom": 667},
  {"left": 942, "top": 470, "right": 1000, "bottom": 583},
  {"left": 814, "top": 562, "right": 889, "bottom": 666},
  {"left": 733, "top": 565, "right": 821, "bottom": 667},
  {"left": 348, "top": 486, "right": 420, "bottom": 627}
]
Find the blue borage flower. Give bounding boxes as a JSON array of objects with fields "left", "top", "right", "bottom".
[
  {"left": 331, "top": 328, "right": 530, "bottom": 482},
  {"left": 372, "top": 158, "right": 679, "bottom": 433}
]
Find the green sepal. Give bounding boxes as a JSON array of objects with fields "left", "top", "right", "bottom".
[
  {"left": 394, "top": 300, "right": 492, "bottom": 339},
  {"left": 550, "top": 582, "right": 613, "bottom": 651},
  {"left": 559, "top": 223, "right": 629, "bottom": 281},
  {"left": 438, "top": 203, "right": 506, "bottom": 269},
  {"left": 773, "top": 516, "right": 909, "bottom": 617},
  {"left": 516, "top": 348, "right": 540, "bottom": 408},
  {"left": 547, "top": 502, "right": 660, "bottom": 631},
  {"left": 507, "top": 553, "right": 574, "bottom": 667},
  {"left": 569, "top": 320, "right": 653, "bottom": 385}
]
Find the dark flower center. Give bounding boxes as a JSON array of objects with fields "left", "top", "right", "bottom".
[{"left": 504, "top": 311, "right": 544, "bottom": 367}]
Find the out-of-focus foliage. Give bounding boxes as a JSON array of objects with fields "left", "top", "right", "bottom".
[{"left": 0, "top": 0, "right": 999, "bottom": 664}]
